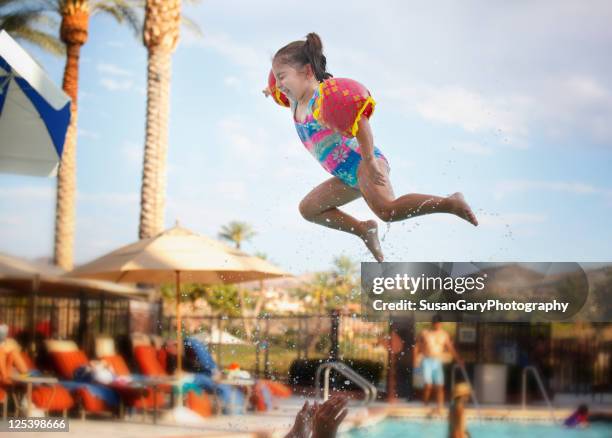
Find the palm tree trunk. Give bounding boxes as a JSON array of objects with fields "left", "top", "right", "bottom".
[
  {"left": 139, "top": 46, "right": 172, "bottom": 239},
  {"left": 139, "top": 0, "right": 181, "bottom": 240},
  {"left": 54, "top": 42, "right": 82, "bottom": 270}
]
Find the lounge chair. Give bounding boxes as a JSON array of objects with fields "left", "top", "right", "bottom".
[
  {"left": 94, "top": 335, "right": 166, "bottom": 414},
  {"left": 1, "top": 338, "right": 74, "bottom": 417},
  {"left": 17, "top": 350, "right": 74, "bottom": 416},
  {"left": 133, "top": 343, "right": 228, "bottom": 416},
  {"left": 184, "top": 336, "right": 291, "bottom": 412},
  {"left": 45, "top": 340, "right": 119, "bottom": 418},
  {"left": 0, "top": 386, "right": 7, "bottom": 419}
]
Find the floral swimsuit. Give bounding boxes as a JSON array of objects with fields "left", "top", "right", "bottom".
[{"left": 291, "top": 87, "right": 389, "bottom": 189}]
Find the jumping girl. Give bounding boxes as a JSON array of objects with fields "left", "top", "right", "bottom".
[{"left": 264, "top": 33, "right": 478, "bottom": 262}]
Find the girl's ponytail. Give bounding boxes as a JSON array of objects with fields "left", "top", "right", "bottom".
[
  {"left": 273, "top": 32, "right": 333, "bottom": 82},
  {"left": 303, "top": 33, "right": 333, "bottom": 82}
]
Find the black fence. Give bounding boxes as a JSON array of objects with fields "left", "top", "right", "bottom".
[
  {"left": 0, "top": 294, "right": 161, "bottom": 356},
  {"left": 164, "top": 312, "right": 390, "bottom": 382}
]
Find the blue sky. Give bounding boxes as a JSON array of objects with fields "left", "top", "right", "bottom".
[{"left": 1, "top": 0, "right": 611, "bottom": 274}]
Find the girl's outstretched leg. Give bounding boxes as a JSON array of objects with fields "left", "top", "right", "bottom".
[
  {"left": 299, "top": 177, "right": 385, "bottom": 262},
  {"left": 357, "top": 159, "right": 478, "bottom": 225}
]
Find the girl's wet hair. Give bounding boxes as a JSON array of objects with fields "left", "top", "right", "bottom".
[{"left": 273, "top": 32, "right": 333, "bottom": 82}]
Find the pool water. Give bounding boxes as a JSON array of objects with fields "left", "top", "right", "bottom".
[{"left": 343, "top": 418, "right": 612, "bottom": 438}]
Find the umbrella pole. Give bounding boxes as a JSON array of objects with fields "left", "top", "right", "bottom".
[{"left": 176, "top": 270, "right": 182, "bottom": 375}]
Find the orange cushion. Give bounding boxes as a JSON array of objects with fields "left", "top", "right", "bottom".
[
  {"left": 20, "top": 351, "right": 36, "bottom": 371},
  {"left": 157, "top": 348, "right": 168, "bottom": 371},
  {"left": 0, "top": 388, "right": 6, "bottom": 402},
  {"left": 186, "top": 391, "right": 212, "bottom": 417},
  {"left": 263, "top": 380, "right": 292, "bottom": 398},
  {"left": 132, "top": 390, "right": 166, "bottom": 409},
  {"left": 32, "top": 385, "right": 74, "bottom": 411},
  {"left": 133, "top": 346, "right": 166, "bottom": 377},
  {"left": 76, "top": 387, "right": 111, "bottom": 413},
  {"left": 50, "top": 350, "right": 89, "bottom": 379},
  {"left": 251, "top": 383, "right": 268, "bottom": 412},
  {"left": 101, "top": 355, "right": 130, "bottom": 376}
]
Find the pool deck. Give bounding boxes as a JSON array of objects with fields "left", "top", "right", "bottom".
[{"left": 7, "top": 396, "right": 612, "bottom": 438}]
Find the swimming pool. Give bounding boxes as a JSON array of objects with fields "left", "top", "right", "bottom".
[{"left": 343, "top": 418, "right": 612, "bottom": 438}]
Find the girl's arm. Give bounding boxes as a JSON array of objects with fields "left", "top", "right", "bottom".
[
  {"left": 355, "top": 117, "right": 376, "bottom": 161},
  {"left": 356, "top": 117, "right": 386, "bottom": 186}
]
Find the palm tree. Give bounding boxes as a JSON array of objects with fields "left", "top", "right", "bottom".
[
  {"left": 138, "top": 0, "right": 178, "bottom": 239},
  {"left": 217, "top": 221, "right": 256, "bottom": 250},
  {"left": 1, "top": 1, "right": 141, "bottom": 270},
  {"left": 138, "top": 0, "right": 200, "bottom": 239}
]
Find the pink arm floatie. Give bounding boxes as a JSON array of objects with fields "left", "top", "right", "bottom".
[{"left": 312, "top": 78, "right": 376, "bottom": 137}]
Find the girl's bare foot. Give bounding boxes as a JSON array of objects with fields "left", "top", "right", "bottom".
[
  {"left": 359, "top": 220, "right": 384, "bottom": 262},
  {"left": 448, "top": 192, "right": 478, "bottom": 226}
]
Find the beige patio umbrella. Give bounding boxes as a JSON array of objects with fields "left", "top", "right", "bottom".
[
  {"left": 0, "top": 252, "right": 64, "bottom": 278},
  {"left": 0, "top": 252, "right": 149, "bottom": 355},
  {"left": 0, "top": 251, "right": 149, "bottom": 299},
  {"left": 68, "top": 223, "right": 290, "bottom": 373}
]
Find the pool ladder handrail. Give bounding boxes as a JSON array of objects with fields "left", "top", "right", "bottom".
[
  {"left": 450, "top": 363, "right": 483, "bottom": 423},
  {"left": 315, "top": 362, "right": 377, "bottom": 405},
  {"left": 522, "top": 365, "right": 555, "bottom": 422}
]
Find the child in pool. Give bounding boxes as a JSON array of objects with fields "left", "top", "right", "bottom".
[
  {"left": 264, "top": 33, "right": 478, "bottom": 262},
  {"left": 449, "top": 383, "right": 472, "bottom": 438}
]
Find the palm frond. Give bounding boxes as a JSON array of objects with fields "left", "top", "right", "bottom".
[
  {"left": 91, "top": 0, "right": 141, "bottom": 37},
  {"left": 5, "top": 27, "right": 64, "bottom": 55},
  {"left": 0, "top": 2, "right": 62, "bottom": 55},
  {"left": 181, "top": 14, "right": 201, "bottom": 37},
  {"left": 0, "top": 0, "right": 30, "bottom": 9},
  {"left": 1, "top": 8, "right": 52, "bottom": 28},
  {"left": 0, "top": 8, "right": 63, "bottom": 56}
]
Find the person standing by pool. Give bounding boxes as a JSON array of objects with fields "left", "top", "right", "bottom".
[{"left": 414, "top": 315, "right": 463, "bottom": 415}]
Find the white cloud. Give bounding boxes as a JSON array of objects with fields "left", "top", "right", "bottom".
[
  {"left": 451, "top": 141, "right": 493, "bottom": 156},
  {"left": 105, "top": 41, "right": 126, "bottom": 49},
  {"left": 77, "top": 192, "right": 139, "bottom": 204},
  {"left": 218, "top": 116, "right": 269, "bottom": 163},
  {"left": 78, "top": 128, "right": 99, "bottom": 140},
  {"left": 531, "top": 75, "right": 612, "bottom": 144},
  {"left": 0, "top": 215, "right": 21, "bottom": 226},
  {"left": 97, "top": 62, "right": 133, "bottom": 77},
  {"left": 494, "top": 179, "right": 612, "bottom": 199},
  {"left": 97, "top": 62, "right": 140, "bottom": 93},
  {"left": 122, "top": 141, "right": 143, "bottom": 164},
  {"left": 183, "top": 31, "right": 265, "bottom": 71},
  {"left": 383, "top": 85, "right": 530, "bottom": 147},
  {"left": 0, "top": 186, "right": 54, "bottom": 200},
  {"left": 224, "top": 76, "right": 241, "bottom": 88},
  {"left": 213, "top": 180, "right": 247, "bottom": 201},
  {"left": 479, "top": 212, "right": 547, "bottom": 227},
  {"left": 99, "top": 78, "right": 134, "bottom": 92}
]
